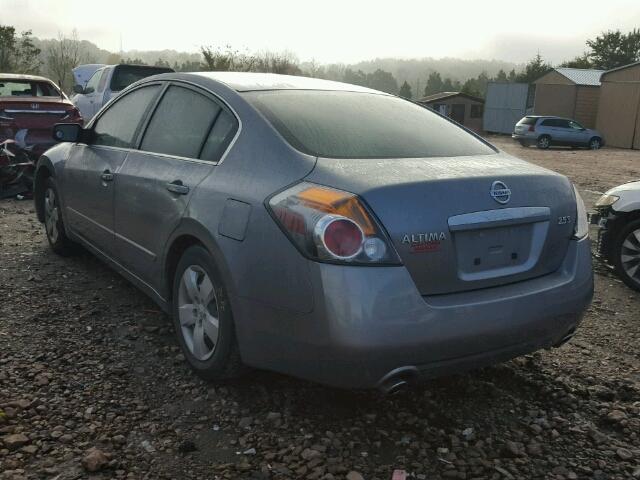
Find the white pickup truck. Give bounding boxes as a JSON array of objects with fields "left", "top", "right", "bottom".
[{"left": 71, "top": 64, "right": 173, "bottom": 121}]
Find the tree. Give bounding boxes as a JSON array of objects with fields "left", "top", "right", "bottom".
[
  {"left": 515, "top": 53, "right": 553, "bottom": 84},
  {"left": 47, "top": 31, "right": 86, "bottom": 92},
  {"left": 343, "top": 68, "right": 368, "bottom": 87},
  {"left": 122, "top": 57, "right": 145, "bottom": 65},
  {"left": 399, "top": 80, "right": 412, "bottom": 99},
  {"left": 560, "top": 52, "right": 592, "bottom": 69},
  {"left": 508, "top": 69, "right": 517, "bottom": 82},
  {"left": 587, "top": 29, "right": 640, "bottom": 69},
  {"left": 366, "top": 69, "right": 398, "bottom": 94},
  {"left": 154, "top": 58, "right": 171, "bottom": 68},
  {"left": 0, "top": 25, "right": 41, "bottom": 74},
  {"left": 423, "top": 71, "right": 443, "bottom": 96},
  {"left": 494, "top": 69, "right": 508, "bottom": 82}
]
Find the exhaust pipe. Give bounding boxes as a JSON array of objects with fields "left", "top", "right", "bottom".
[
  {"left": 377, "top": 366, "right": 419, "bottom": 394},
  {"left": 553, "top": 327, "right": 577, "bottom": 348}
]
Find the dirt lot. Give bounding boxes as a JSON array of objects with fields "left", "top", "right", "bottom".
[{"left": 1, "top": 138, "right": 640, "bottom": 480}]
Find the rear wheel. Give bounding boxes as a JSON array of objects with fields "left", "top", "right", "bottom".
[
  {"left": 172, "top": 245, "right": 243, "bottom": 380},
  {"left": 43, "top": 177, "right": 75, "bottom": 256},
  {"left": 589, "top": 137, "right": 602, "bottom": 150},
  {"left": 536, "top": 135, "right": 551, "bottom": 149},
  {"left": 612, "top": 219, "right": 640, "bottom": 291}
]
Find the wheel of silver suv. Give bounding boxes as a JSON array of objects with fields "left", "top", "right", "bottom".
[
  {"left": 589, "top": 138, "right": 601, "bottom": 150},
  {"left": 537, "top": 136, "right": 550, "bottom": 149}
]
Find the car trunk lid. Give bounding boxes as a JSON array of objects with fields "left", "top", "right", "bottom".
[{"left": 305, "top": 153, "right": 577, "bottom": 295}]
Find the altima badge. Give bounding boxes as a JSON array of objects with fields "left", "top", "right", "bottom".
[{"left": 490, "top": 180, "right": 511, "bottom": 204}]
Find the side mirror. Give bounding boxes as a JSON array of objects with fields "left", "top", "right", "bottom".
[
  {"left": 53, "top": 123, "right": 85, "bottom": 143},
  {"left": 84, "top": 86, "right": 95, "bottom": 94},
  {"left": 72, "top": 84, "right": 84, "bottom": 94}
]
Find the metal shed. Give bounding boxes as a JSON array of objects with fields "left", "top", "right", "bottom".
[
  {"left": 596, "top": 62, "right": 640, "bottom": 149},
  {"left": 483, "top": 82, "right": 531, "bottom": 134},
  {"left": 533, "top": 68, "right": 604, "bottom": 128}
]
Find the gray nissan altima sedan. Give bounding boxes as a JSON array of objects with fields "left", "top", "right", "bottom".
[{"left": 34, "top": 72, "right": 593, "bottom": 391}]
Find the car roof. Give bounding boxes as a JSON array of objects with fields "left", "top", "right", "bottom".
[
  {"left": 0, "top": 73, "right": 56, "bottom": 83},
  {"left": 190, "top": 72, "right": 386, "bottom": 94}
]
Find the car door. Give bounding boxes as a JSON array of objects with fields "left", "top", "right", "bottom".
[
  {"left": 113, "top": 83, "right": 238, "bottom": 286},
  {"left": 91, "top": 67, "right": 110, "bottom": 117},
  {"left": 63, "top": 84, "right": 162, "bottom": 257},
  {"left": 568, "top": 120, "right": 590, "bottom": 145},
  {"left": 553, "top": 119, "right": 573, "bottom": 145}
]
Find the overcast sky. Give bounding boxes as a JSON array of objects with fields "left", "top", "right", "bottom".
[{"left": 2, "top": 0, "right": 639, "bottom": 64}]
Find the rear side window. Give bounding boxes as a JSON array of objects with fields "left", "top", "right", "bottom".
[
  {"left": 200, "top": 110, "right": 238, "bottom": 162},
  {"left": 540, "top": 119, "right": 557, "bottom": 127},
  {"left": 141, "top": 85, "right": 221, "bottom": 158},
  {"left": 245, "top": 90, "right": 495, "bottom": 159},
  {"left": 93, "top": 85, "right": 160, "bottom": 148},
  {"left": 518, "top": 117, "right": 537, "bottom": 126},
  {"left": 110, "top": 65, "right": 173, "bottom": 92}
]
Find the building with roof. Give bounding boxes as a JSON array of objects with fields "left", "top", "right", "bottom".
[
  {"left": 596, "top": 61, "right": 640, "bottom": 149},
  {"left": 417, "top": 92, "right": 484, "bottom": 132},
  {"left": 533, "top": 68, "right": 604, "bottom": 128}
]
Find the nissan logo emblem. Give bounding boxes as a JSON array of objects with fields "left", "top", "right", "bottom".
[{"left": 490, "top": 181, "right": 511, "bottom": 204}]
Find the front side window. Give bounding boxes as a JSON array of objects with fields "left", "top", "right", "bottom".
[
  {"left": 245, "top": 90, "right": 495, "bottom": 159},
  {"left": 85, "top": 70, "right": 104, "bottom": 93},
  {"left": 141, "top": 85, "right": 221, "bottom": 158},
  {"left": 93, "top": 85, "right": 160, "bottom": 148},
  {"left": 569, "top": 120, "right": 584, "bottom": 130}
]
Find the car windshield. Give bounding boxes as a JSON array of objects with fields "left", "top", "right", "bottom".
[
  {"left": 0, "top": 80, "right": 61, "bottom": 97},
  {"left": 110, "top": 66, "right": 173, "bottom": 92},
  {"left": 244, "top": 90, "right": 496, "bottom": 159}
]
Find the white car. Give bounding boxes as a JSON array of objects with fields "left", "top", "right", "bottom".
[
  {"left": 72, "top": 64, "right": 173, "bottom": 121},
  {"left": 592, "top": 181, "right": 640, "bottom": 291}
]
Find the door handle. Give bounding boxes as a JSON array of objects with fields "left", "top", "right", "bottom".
[
  {"left": 166, "top": 180, "right": 189, "bottom": 195},
  {"left": 101, "top": 170, "right": 114, "bottom": 182}
]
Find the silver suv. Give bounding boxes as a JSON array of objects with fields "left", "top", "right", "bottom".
[{"left": 513, "top": 116, "right": 604, "bottom": 150}]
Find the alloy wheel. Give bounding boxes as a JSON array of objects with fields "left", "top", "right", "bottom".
[
  {"left": 44, "top": 187, "right": 59, "bottom": 243},
  {"left": 538, "top": 137, "right": 550, "bottom": 149},
  {"left": 177, "top": 265, "right": 220, "bottom": 361},
  {"left": 590, "top": 139, "right": 601, "bottom": 150},
  {"left": 620, "top": 228, "right": 640, "bottom": 284}
]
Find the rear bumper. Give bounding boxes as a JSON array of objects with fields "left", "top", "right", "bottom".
[
  {"left": 512, "top": 134, "right": 534, "bottom": 143},
  {"left": 234, "top": 237, "right": 593, "bottom": 389}
]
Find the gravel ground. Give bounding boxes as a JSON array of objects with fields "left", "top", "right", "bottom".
[{"left": 1, "top": 138, "right": 640, "bottom": 480}]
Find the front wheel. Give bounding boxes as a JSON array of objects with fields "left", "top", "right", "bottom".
[
  {"left": 536, "top": 135, "right": 551, "bottom": 149},
  {"left": 589, "top": 137, "right": 602, "bottom": 150},
  {"left": 172, "top": 245, "right": 244, "bottom": 380},
  {"left": 612, "top": 219, "right": 640, "bottom": 291},
  {"left": 43, "top": 177, "right": 76, "bottom": 255}
]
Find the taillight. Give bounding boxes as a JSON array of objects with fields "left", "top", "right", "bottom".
[
  {"left": 528, "top": 124, "right": 535, "bottom": 132},
  {"left": 268, "top": 182, "right": 401, "bottom": 265}
]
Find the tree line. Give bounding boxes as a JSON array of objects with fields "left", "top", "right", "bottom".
[{"left": 1, "top": 24, "right": 639, "bottom": 98}]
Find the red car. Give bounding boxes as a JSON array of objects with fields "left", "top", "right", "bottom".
[{"left": 0, "top": 74, "right": 83, "bottom": 157}]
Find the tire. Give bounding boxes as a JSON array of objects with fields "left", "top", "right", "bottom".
[
  {"left": 536, "top": 135, "right": 551, "bottom": 149},
  {"left": 589, "top": 137, "right": 602, "bottom": 150},
  {"left": 172, "top": 245, "right": 243, "bottom": 380},
  {"left": 43, "top": 177, "right": 76, "bottom": 256},
  {"left": 612, "top": 218, "right": 640, "bottom": 292}
]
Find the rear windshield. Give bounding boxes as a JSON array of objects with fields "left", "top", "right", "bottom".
[
  {"left": 518, "top": 117, "right": 538, "bottom": 126},
  {"left": 0, "top": 80, "right": 60, "bottom": 97},
  {"left": 244, "top": 90, "right": 495, "bottom": 159},
  {"left": 110, "top": 65, "right": 173, "bottom": 92}
]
